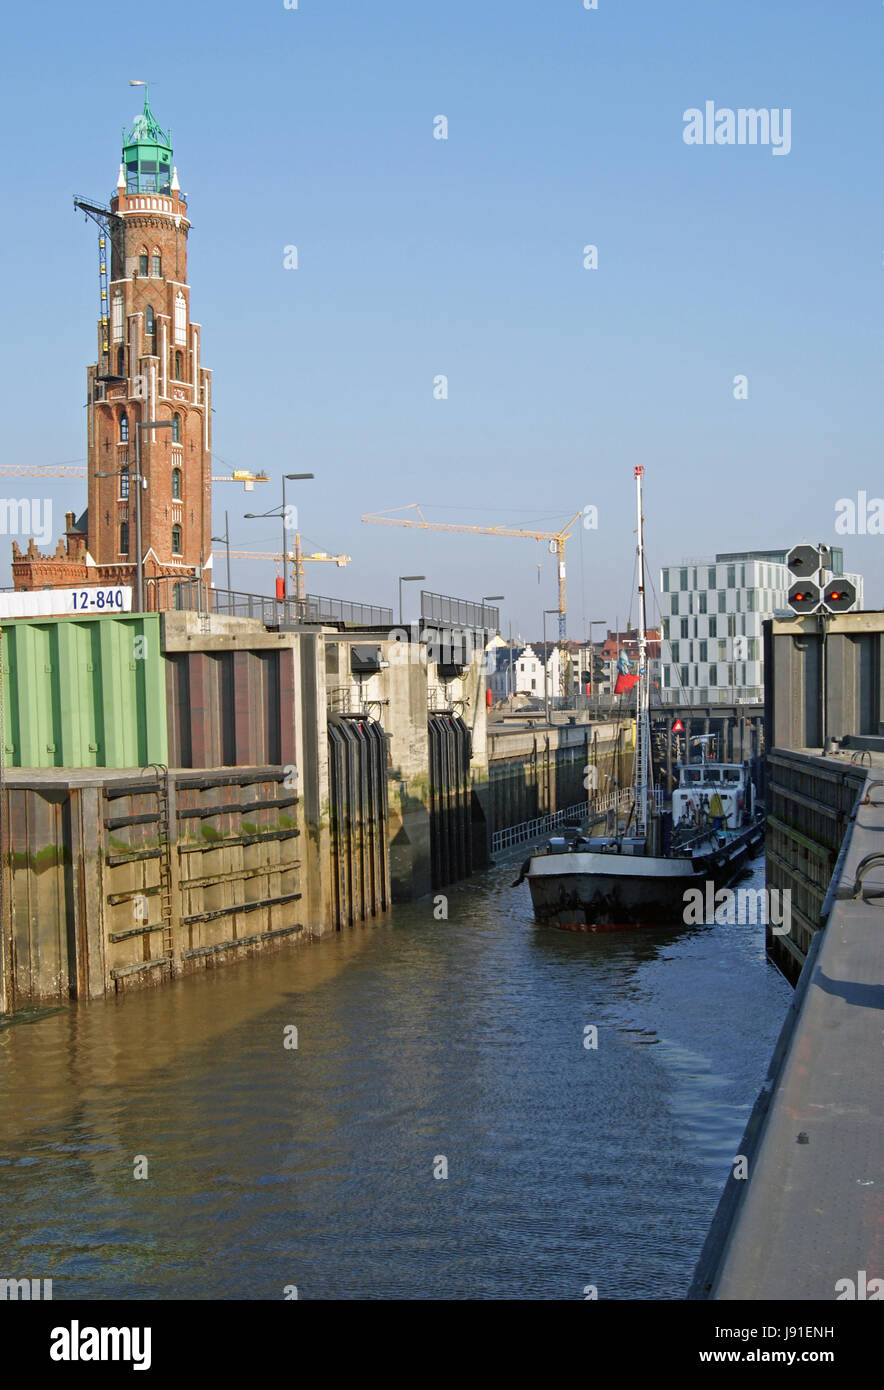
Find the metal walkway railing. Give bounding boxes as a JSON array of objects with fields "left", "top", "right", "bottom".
[
  {"left": 492, "top": 788, "right": 635, "bottom": 853},
  {"left": 149, "top": 578, "right": 392, "bottom": 627}
]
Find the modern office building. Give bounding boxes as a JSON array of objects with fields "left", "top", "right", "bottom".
[{"left": 658, "top": 549, "right": 863, "bottom": 705}]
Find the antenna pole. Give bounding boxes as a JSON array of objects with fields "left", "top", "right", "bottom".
[{"left": 633, "top": 467, "right": 653, "bottom": 835}]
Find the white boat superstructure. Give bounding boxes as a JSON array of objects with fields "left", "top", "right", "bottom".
[{"left": 671, "top": 760, "right": 755, "bottom": 834}]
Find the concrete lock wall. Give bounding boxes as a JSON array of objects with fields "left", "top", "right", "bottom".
[
  {"left": 323, "top": 634, "right": 490, "bottom": 900},
  {"left": 762, "top": 612, "right": 884, "bottom": 981},
  {"left": 765, "top": 749, "right": 865, "bottom": 982},
  {"left": 485, "top": 720, "right": 635, "bottom": 829},
  {"left": 764, "top": 610, "right": 884, "bottom": 751},
  {"left": 0, "top": 612, "right": 528, "bottom": 1008}
]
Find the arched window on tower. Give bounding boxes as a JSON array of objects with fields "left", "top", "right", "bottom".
[
  {"left": 172, "top": 468, "right": 182, "bottom": 500},
  {"left": 138, "top": 249, "right": 149, "bottom": 276},
  {"left": 174, "top": 350, "right": 183, "bottom": 379},
  {"left": 111, "top": 292, "right": 123, "bottom": 343},
  {"left": 144, "top": 306, "right": 156, "bottom": 353},
  {"left": 120, "top": 522, "right": 129, "bottom": 555},
  {"left": 119, "top": 465, "right": 129, "bottom": 500},
  {"left": 172, "top": 524, "right": 182, "bottom": 555},
  {"left": 174, "top": 292, "right": 186, "bottom": 346},
  {"left": 117, "top": 345, "right": 126, "bottom": 378},
  {"left": 172, "top": 412, "right": 181, "bottom": 444},
  {"left": 120, "top": 414, "right": 129, "bottom": 443},
  {"left": 151, "top": 248, "right": 162, "bottom": 277}
]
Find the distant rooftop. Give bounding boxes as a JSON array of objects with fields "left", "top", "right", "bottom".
[{"left": 667, "top": 547, "right": 845, "bottom": 576}]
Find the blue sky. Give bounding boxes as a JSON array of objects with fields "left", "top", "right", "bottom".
[{"left": 1, "top": 0, "right": 881, "bottom": 635}]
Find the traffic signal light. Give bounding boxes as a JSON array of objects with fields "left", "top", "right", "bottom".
[
  {"left": 787, "top": 543, "right": 830, "bottom": 578},
  {"left": 787, "top": 581, "right": 821, "bottom": 614},
  {"left": 822, "top": 579, "right": 857, "bottom": 613},
  {"left": 785, "top": 542, "right": 857, "bottom": 615}
]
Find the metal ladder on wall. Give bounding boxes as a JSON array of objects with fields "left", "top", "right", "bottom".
[{"left": 144, "top": 763, "right": 174, "bottom": 963}]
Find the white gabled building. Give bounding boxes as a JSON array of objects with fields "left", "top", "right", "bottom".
[
  {"left": 658, "top": 548, "right": 863, "bottom": 706},
  {"left": 488, "top": 643, "right": 564, "bottom": 702}
]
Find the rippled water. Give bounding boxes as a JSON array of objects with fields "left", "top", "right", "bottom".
[{"left": 0, "top": 851, "right": 790, "bottom": 1299}]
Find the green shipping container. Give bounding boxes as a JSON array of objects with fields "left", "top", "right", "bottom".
[{"left": 0, "top": 614, "right": 168, "bottom": 768}]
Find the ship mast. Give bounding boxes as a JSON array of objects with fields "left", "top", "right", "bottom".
[{"left": 633, "top": 466, "right": 654, "bottom": 835}]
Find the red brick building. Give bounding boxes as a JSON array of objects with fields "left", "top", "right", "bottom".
[
  {"left": 13, "top": 93, "right": 212, "bottom": 605},
  {"left": 601, "top": 627, "right": 662, "bottom": 663}
]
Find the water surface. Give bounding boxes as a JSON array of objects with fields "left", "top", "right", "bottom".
[{"left": 0, "top": 853, "right": 790, "bottom": 1299}]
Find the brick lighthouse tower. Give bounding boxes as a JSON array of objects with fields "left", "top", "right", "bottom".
[{"left": 12, "top": 90, "right": 212, "bottom": 605}]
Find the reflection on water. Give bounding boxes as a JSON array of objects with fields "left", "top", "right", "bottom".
[{"left": 0, "top": 851, "right": 789, "bottom": 1299}]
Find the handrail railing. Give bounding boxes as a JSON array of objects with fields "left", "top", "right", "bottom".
[
  {"left": 492, "top": 788, "right": 634, "bottom": 853},
  {"left": 148, "top": 578, "right": 392, "bottom": 627}
]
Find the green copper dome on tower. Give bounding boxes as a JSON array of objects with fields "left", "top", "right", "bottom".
[{"left": 121, "top": 87, "right": 173, "bottom": 194}]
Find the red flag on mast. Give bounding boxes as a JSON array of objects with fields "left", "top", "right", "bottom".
[{"left": 614, "top": 672, "right": 640, "bottom": 694}]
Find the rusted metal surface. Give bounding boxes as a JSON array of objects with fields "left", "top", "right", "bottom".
[
  {"left": 327, "top": 716, "right": 389, "bottom": 929},
  {"left": 164, "top": 647, "right": 296, "bottom": 768},
  {"left": 765, "top": 749, "right": 866, "bottom": 980},
  {"left": 0, "top": 767, "right": 303, "bottom": 1003},
  {"left": 428, "top": 714, "right": 472, "bottom": 889}
]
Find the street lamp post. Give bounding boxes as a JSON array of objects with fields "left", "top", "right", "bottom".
[
  {"left": 481, "top": 595, "right": 504, "bottom": 631},
  {"left": 399, "top": 575, "right": 425, "bottom": 627},
  {"left": 481, "top": 595, "right": 504, "bottom": 703},
  {"left": 245, "top": 472, "right": 313, "bottom": 616},
  {"left": 281, "top": 473, "right": 313, "bottom": 605},
  {"left": 211, "top": 510, "right": 231, "bottom": 594}
]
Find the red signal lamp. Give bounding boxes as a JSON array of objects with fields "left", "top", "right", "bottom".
[
  {"left": 822, "top": 578, "right": 857, "bottom": 613},
  {"left": 787, "top": 580, "right": 821, "bottom": 614}
]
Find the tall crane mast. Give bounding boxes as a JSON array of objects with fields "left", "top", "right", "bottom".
[
  {"left": 223, "top": 541, "right": 350, "bottom": 601},
  {"left": 73, "top": 196, "right": 125, "bottom": 382}
]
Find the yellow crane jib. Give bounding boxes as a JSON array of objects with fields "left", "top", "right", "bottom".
[{"left": 361, "top": 503, "right": 582, "bottom": 642}]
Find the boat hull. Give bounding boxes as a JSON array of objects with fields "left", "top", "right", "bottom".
[{"left": 525, "top": 822, "right": 764, "bottom": 930}]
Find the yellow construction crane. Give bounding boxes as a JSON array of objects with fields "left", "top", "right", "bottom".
[
  {"left": 0, "top": 465, "right": 86, "bottom": 477},
  {"left": 0, "top": 464, "right": 270, "bottom": 490},
  {"left": 361, "top": 502, "right": 582, "bottom": 642},
  {"left": 209, "top": 470, "right": 269, "bottom": 491},
  {"left": 223, "top": 537, "right": 350, "bottom": 600}
]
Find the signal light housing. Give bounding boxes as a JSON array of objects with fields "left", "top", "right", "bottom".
[
  {"left": 787, "top": 581, "right": 821, "bottom": 614},
  {"left": 787, "top": 543, "right": 831, "bottom": 577},
  {"left": 822, "top": 579, "right": 857, "bottom": 613}
]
